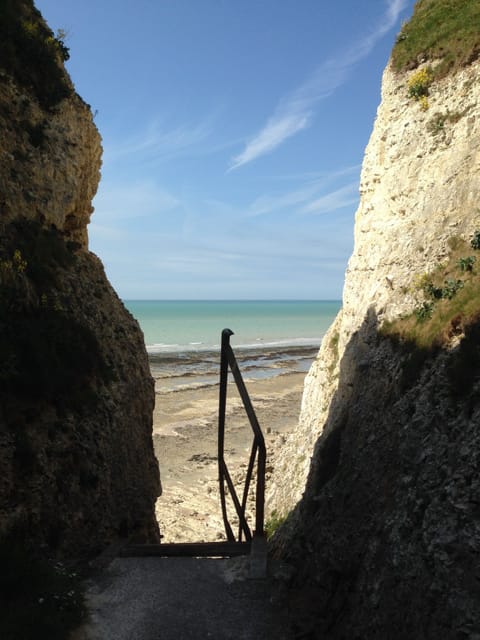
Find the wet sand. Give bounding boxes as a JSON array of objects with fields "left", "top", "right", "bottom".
[{"left": 153, "top": 372, "right": 305, "bottom": 543}]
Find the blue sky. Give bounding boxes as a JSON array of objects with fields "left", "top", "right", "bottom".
[{"left": 35, "top": 0, "right": 416, "bottom": 300}]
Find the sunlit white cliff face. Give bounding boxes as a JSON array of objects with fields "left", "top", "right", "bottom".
[{"left": 269, "top": 57, "right": 480, "bottom": 512}]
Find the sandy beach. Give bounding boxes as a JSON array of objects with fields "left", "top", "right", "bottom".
[{"left": 153, "top": 371, "right": 306, "bottom": 543}]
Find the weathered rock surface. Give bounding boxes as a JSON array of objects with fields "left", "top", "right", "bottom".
[
  {"left": 270, "top": 59, "right": 480, "bottom": 513},
  {"left": 269, "top": 58, "right": 480, "bottom": 639},
  {"left": 0, "top": 0, "right": 160, "bottom": 558},
  {"left": 0, "top": 72, "right": 101, "bottom": 249}
]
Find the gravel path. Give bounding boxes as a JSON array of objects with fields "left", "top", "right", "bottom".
[{"left": 73, "top": 555, "right": 294, "bottom": 640}]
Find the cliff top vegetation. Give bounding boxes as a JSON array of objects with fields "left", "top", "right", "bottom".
[
  {"left": 392, "top": 0, "right": 480, "bottom": 78},
  {"left": 0, "top": 0, "right": 71, "bottom": 108}
]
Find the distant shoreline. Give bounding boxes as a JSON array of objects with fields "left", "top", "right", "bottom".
[{"left": 148, "top": 342, "right": 319, "bottom": 393}]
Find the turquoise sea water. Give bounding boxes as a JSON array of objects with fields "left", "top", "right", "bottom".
[
  {"left": 124, "top": 300, "right": 340, "bottom": 352},
  {"left": 124, "top": 300, "right": 341, "bottom": 392}
]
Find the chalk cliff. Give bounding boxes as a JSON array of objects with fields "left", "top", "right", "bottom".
[
  {"left": 0, "top": 0, "right": 160, "bottom": 557},
  {"left": 270, "top": 4, "right": 480, "bottom": 637}
]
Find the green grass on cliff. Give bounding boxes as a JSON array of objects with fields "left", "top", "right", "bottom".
[
  {"left": 381, "top": 236, "right": 480, "bottom": 397},
  {"left": 392, "top": 0, "right": 480, "bottom": 77},
  {"left": 382, "top": 238, "right": 480, "bottom": 349}
]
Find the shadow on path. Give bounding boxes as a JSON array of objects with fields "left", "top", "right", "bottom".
[{"left": 74, "top": 556, "right": 293, "bottom": 640}]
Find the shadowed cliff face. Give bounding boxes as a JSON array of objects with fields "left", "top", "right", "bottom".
[
  {"left": 274, "top": 310, "right": 480, "bottom": 638},
  {"left": 0, "top": 0, "right": 160, "bottom": 558}
]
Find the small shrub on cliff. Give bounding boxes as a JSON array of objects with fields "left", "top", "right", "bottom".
[
  {"left": 415, "top": 301, "right": 433, "bottom": 322},
  {"left": 471, "top": 231, "right": 480, "bottom": 250},
  {"left": 0, "top": 1, "right": 71, "bottom": 109},
  {"left": 416, "top": 272, "right": 464, "bottom": 305},
  {"left": 412, "top": 271, "right": 431, "bottom": 293},
  {"left": 424, "top": 281, "right": 443, "bottom": 300},
  {"left": 0, "top": 249, "right": 27, "bottom": 280},
  {"left": 45, "top": 30, "right": 70, "bottom": 63},
  {"left": 407, "top": 67, "right": 433, "bottom": 100},
  {"left": 420, "top": 276, "right": 464, "bottom": 305},
  {"left": 457, "top": 256, "right": 476, "bottom": 272},
  {"left": 442, "top": 278, "right": 464, "bottom": 299},
  {"left": 419, "top": 95, "right": 429, "bottom": 111},
  {"left": 265, "top": 510, "right": 287, "bottom": 539}
]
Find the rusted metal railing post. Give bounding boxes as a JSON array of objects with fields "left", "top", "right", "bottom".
[
  {"left": 218, "top": 328, "right": 235, "bottom": 541},
  {"left": 217, "top": 328, "right": 266, "bottom": 544},
  {"left": 226, "top": 351, "right": 266, "bottom": 538}
]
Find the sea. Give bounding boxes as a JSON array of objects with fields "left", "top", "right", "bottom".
[{"left": 124, "top": 300, "right": 341, "bottom": 393}]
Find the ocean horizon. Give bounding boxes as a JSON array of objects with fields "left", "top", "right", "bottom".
[
  {"left": 124, "top": 300, "right": 340, "bottom": 393},
  {"left": 124, "top": 299, "right": 340, "bottom": 353}
]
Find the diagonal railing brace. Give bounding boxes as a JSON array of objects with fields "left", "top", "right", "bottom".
[{"left": 218, "top": 328, "right": 266, "bottom": 543}]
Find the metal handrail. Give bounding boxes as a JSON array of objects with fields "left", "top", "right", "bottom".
[{"left": 218, "top": 329, "right": 266, "bottom": 542}]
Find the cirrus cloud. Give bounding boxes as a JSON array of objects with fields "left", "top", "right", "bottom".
[{"left": 229, "top": 0, "right": 408, "bottom": 171}]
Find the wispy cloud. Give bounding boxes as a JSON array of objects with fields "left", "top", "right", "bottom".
[
  {"left": 262, "top": 164, "right": 362, "bottom": 184},
  {"left": 246, "top": 181, "right": 320, "bottom": 218},
  {"left": 104, "top": 118, "right": 213, "bottom": 165},
  {"left": 246, "top": 165, "right": 360, "bottom": 217},
  {"left": 300, "top": 181, "right": 359, "bottom": 215},
  {"left": 228, "top": 112, "right": 311, "bottom": 173},
  {"left": 93, "top": 180, "right": 179, "bottom": 222},
  {"left": 229, "top": 0, "right": 408, "bottom": 171}
]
